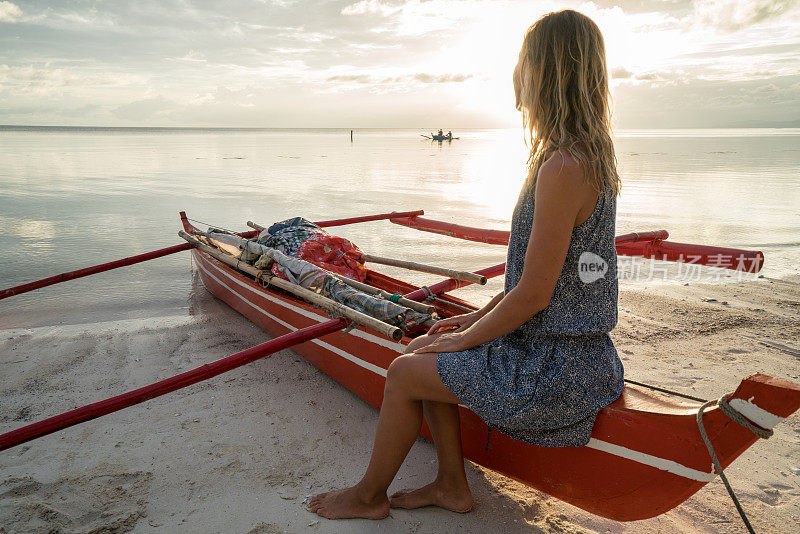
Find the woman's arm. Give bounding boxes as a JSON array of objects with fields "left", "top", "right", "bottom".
[
  {"left": 415, "top": 153, "right": 595, "bottom": 354},
  {"left": 476, "top": 291, "right": 505, "bottom": 317},
  {"left": 425, "top": 291, "right": 505, "bottom": 335}
]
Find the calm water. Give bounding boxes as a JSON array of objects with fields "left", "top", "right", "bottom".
[{"left": 1, "top": 127, "right": 798, "bottom": 330}]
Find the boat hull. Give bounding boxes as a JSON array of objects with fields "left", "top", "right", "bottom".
[{"left": 188, "top": 227, "right": 799, "bottom": 521}]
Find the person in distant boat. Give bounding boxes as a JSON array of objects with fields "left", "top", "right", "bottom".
[
  {"left": 310, "top": 9, "right": 623, "bottom": 520},
  {"left": 437, "top": 129, "right": 444, "bottom": 137},
  {"left": 446, "top": 131, "right": 452, "bottom": 139}
]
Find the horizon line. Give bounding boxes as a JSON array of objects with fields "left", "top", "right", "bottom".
[{"left": 2, "top": 124, "right": 799, "bottom": 131}]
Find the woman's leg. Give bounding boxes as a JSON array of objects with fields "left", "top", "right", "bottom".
[
  {"left": 404, "top": 331, "right": 443, "bottom": 353},
  {"left": 309, "top": 351, "right": 463, "bottom": 520},
  {"left": 388, "top": 332, "right": 473, "bottom": 510},
  {"left": 389, "top": 400, "right": 473, "bottom": 512}
]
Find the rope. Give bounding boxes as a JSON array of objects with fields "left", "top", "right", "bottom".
[
  {"left": 184, "top": 217, "right": 242, "bottom": 235},
  {"left": 421, "top": 286, "right": 435, "bottom": 302},
  {"left": 405, "top": 312, "right": 433, "bottom": 328},
  {"left": 624, "top": 379, "right": 708, "bottom": 403},
  {"left": 255, "top": 270, "right": 273, "bottom": 288},
  {"left": 717, "top": 395, "right": 773, "bottom": 440},
  {"left": 697, "top": 393, "right": 772, "bottom": 534},
  {"left": 389, "top": 293, "right": 401, "bottom": 303},
  {"left": 341, "top": 322, "right": 357, "bottom": 336}
]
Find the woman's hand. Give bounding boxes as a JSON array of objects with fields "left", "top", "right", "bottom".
[
  {"left": 412, "top": 331, "right": 472, "bottom": 354},
  {"left": 426, "top": 312, "right": 480, "bottom": 335}
]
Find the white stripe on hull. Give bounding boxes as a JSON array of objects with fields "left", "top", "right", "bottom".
[
  {"left": 199, "top": 254, "right": 405, "bottom": 353},
  {"left": 196, "top": 256, "right": 389, "bottom": 377},
  {"left": 195, "top": 251, "right": 722, "bottom": 483},
  {"left": 727, "top": 397, "right": 784, "bottom": 430},
  {"left": 585, "top": 439, "right": 715, "bottom": 482}
]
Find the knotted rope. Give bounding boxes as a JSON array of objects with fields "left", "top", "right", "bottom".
[
  {"left": 254, "top": 269, "right": 272, "bottom": 288},
  {"left": 697, "top": 393, "right": 773, "bottom": 534}
]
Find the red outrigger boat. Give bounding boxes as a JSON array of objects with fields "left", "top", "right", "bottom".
[
  {"left": 179, "top": 211, "right": 797, "bottom": 522},
  {"left": 0, "top": 209, "right": 796, "bottom": 524}
]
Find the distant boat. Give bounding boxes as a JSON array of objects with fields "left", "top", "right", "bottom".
[{"left": 421, "top": 133, "right": 459, "bottom": 141}]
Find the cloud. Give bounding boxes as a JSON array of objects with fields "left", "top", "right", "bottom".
[
  {"left": 168, "top": 50, "right": 208, "bottom": 63},
  {"left": 341, "top": 0, "right": 485, "bottom": 36},
  {"left": 611, "top": 66, "right": 633, "bottom": 79},
  {"left": 112, "top": 96, "right": 176, "bottom": 120},
  {"left": 692, "top": 0, "right": 797, "bottom": 31},
  {"left": 0, "top": 64, "right": 142, "bottom": 95},
  {"left": 326, "top": 72, "right": 473, "bottom": 85},
  {"left": 414, "top": 73, "right": 473, "bottom": 83},
  {"left": 341, "top": 0, "right": 399, "bottom": 16},
  {"left": 0, "top": 103, "right": 98, "bottom": 117},
  {"left": 1, "top": 0, "right": 798, "bottom": 127},
  {"left": 635, "top": 72, "right": 660, "bottom": 81},
  {"left": 326, "top": 74, "right": 373, "bottom": 83},
  {"left": 611, "top": 73, "right": 800, "bottom": 127},
  {"left": 0, "top": 1, "right": 21, "bottom": 23}
]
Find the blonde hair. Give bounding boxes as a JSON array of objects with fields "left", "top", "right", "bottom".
[{"left": 516, "top": 10, "right": 620, "bottom": 195}]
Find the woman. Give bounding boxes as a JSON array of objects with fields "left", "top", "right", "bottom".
[{"left": 310, "top": 9, "right": 624, "bottom": 520}]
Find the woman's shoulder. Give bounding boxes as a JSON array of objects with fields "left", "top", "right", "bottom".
[{"left": 537, "top": 150, "right": 589, "bottom": 192}]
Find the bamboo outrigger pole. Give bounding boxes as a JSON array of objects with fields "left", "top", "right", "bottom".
[
  {"left": 0, "top": 210, "right": 425, "bottom": 301},
  {"left": 245, "top": 221, "right": 487, "bottom": 285},
  {"left": 360, "top": 253, "right": 487, "bottom": 285},
  {"left": 404, "top": 262, "right": 507, "bottom": 302},
  {"left": 0, "top": 243, "right": 193, "bottom": 300},
  {"left": 0, "top": 319, "right": 348, "bottom": 452}
]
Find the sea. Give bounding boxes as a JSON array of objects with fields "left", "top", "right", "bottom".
[{"left": 1, "top": 126, "right": 798, "bottom": 330}]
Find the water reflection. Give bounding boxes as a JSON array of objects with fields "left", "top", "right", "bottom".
[{"left": 0, "top": 127, "right": 798, "bottom": 330}]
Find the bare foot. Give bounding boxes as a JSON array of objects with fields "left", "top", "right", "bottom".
[
  {"left": 309, "top": 485, "right": 390, "bottom": 520},
  {"left": 389, "top": 479, "right": 473, "bottom": 513}
]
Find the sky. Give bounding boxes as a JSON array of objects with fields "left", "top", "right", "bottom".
[{"left": 0, "top": 0, "right": 798, "bottom": 128}]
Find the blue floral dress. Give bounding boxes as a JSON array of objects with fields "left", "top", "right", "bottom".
[{"left": 437, "top": 180, "right": 624, "bottom": 447}]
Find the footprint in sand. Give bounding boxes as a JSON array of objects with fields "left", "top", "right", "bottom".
[{"left": 0, "top": 468, "right": 152, "bottom": 533}]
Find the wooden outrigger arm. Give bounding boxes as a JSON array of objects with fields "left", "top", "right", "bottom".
[
  {"left": 0, "top": 210, "right": 425, "bottom": 301},
  {"left": 389, "top": 215, "right": 765, "bottom": 273}
]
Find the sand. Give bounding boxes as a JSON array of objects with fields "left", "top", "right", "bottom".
[{"left": 1, "top": 274, "right": 799, "bottom": 533}]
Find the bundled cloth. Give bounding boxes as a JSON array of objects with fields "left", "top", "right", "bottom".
[
  {"left": 322, "top": 277, "right": 412, "bottom": 328},
  {"left": 203, "top": 229, "right": 262, "bottom": 263},
  {"left": 255, "top": 248, "right": 425, "bottom": 328},
  {"left": 256, "top": 217, "right": 367, "bottom": 282},
  {"left": 201, "top": 221, "right": 430, "bottom": 330},
  {"left": 254, "top": 248, "right": 326, "bottom": 288}
]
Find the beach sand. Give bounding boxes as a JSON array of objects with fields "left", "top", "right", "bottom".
[{"left": 1, "top": 275, "right": 799, "bottom": 533}]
